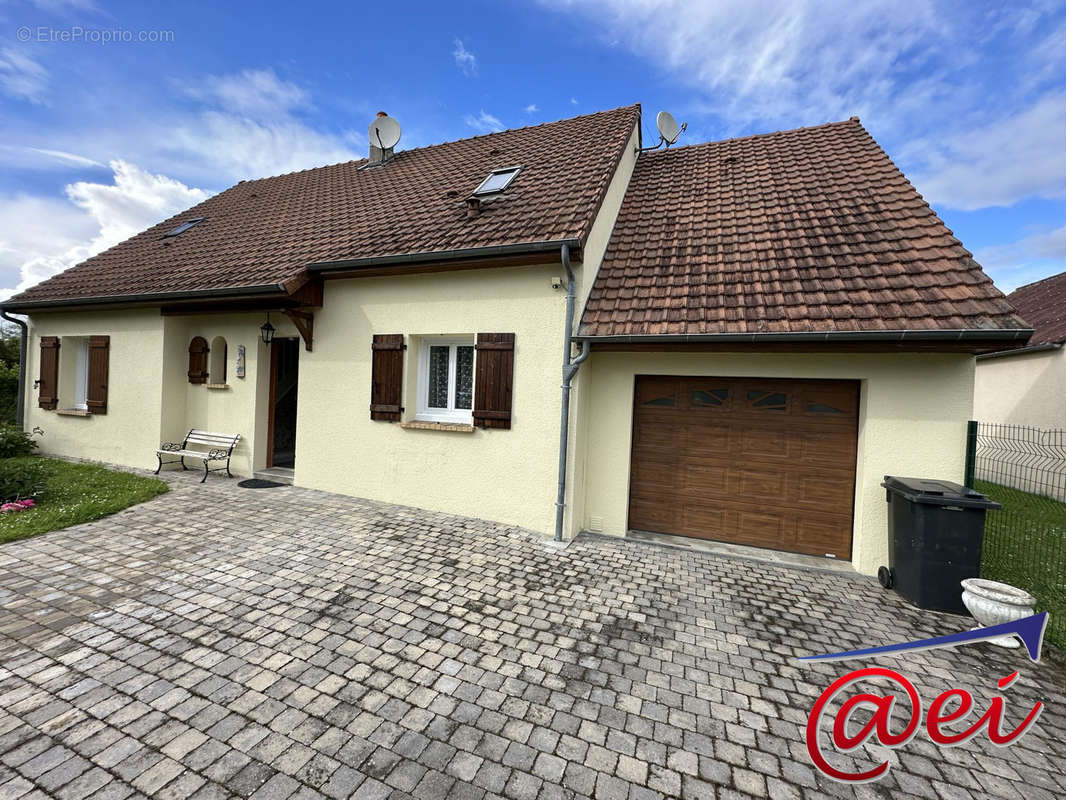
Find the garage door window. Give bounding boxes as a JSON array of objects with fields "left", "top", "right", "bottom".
[
  {"left": 692, "top": 388, "right": 728, "bottom": 407},
  {"left": 747, "top": 390, "right": 788, "bottom": 410},
  {"left": 807, "top": 401, "right": 847, "bottom": 414}
]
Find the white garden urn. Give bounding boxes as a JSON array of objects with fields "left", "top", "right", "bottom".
[{"left": 960, "top": 578, "right": 1037, "bottom": 649}]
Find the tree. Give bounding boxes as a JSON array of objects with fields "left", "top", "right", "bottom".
[{"left": 0, "top": 320, "right": 21, "bottom": 424}]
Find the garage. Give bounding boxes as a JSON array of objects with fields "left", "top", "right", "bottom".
[{"left": 628, "top": 376, "right": 859, "bottom": 559}]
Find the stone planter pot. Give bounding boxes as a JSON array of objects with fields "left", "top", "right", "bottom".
[{"left": 960, "top": 578, "right": 1037, "bottom": 649}]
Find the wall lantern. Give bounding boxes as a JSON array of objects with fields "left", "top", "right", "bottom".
[{"left": 260, "top": 314, "right": 276, "bottom": 345}]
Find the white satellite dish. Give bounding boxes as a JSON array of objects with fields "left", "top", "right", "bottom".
[
  {"left": 369, "top": 114, "right": 402, "bottom": 150},
  {"left": 656, "top": 111, "right": 681, "bottom": 145}
]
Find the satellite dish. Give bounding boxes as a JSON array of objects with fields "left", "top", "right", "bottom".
[
  {"left": 656, "top": 111, "right": 681, "bottom": 144},
  {"left": 370, "top": 114, "right": 402, "bottom": 150}
]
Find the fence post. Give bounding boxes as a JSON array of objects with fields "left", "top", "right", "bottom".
[{"left": 964, "top": 419, "right": 978, "bottom": 488}]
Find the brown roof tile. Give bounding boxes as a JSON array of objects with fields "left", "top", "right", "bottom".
[
  {"left": 1005, "top": 271, "right": 1066, "bottom": 345},
  {"left": 6, "top": 105, "right": 640, "bottom": 307},
  {"left": 580, "top": 119, "right": 1028, "bottom": 337}
]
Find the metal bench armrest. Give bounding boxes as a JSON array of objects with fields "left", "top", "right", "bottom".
[{"left": 159, "top": 442, "right": 182, "bottom": 451}]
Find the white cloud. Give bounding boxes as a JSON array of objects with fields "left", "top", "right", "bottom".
[
  {"left": 0, "top": 161, "right": 209, "bottom": 298},
  {"left": 911, "top": 93, "right": 1066, "bottom": 210},
  {"left": 169, "top": 111, "right": 357, "bottom": 184},
  {"left": 524, "top": 103, "right": 539, "bottom": 113},
  {"left": 0, "top": 47, "right": 49, "bottom": 104},
  {"left": 542, "top": 0, "right": 951, "bottom": 127},
  {"left": 452, "top": 38, "right": 477, "bottom": 76},
  {"left": 463, "top": 110, "right": 503, "bottom": 133},
  {"left": 1, "top": 68, "right": 364, "bottom": 298},
  {"left": 539, "top": 0, "right": 1066, "bottom": 215},
  {"left": 570, "top": 97, "right": 578, "bottom": 105},
  {"left": 184, "top": 68, "right": 311, "bottom": 116},
  {"left": 976, "top": 223, "right": 1066, "bottom": 292},
  {"left": 1, "top": 146, "right": 106, "bottom": 169}
]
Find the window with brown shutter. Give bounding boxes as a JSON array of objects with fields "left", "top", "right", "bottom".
[
  {"left": 473, "top": 333, "right": 515, "bottom": 429},
  {"left": 188, "top": 336, "right": 208, "bottom": 384},
  {"left": 370, "top": 334, "right": 405, "bottom": 421},
  {"left": 38, "top": 336, "right": 59, "bottom": 410},
  {"left": 86, "top": 335, "right": 109, "bottom": 414}
]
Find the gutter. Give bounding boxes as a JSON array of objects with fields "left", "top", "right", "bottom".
[
  {"left": 554, "top": 244, "right": 591, "bottom": 542},
  {"left": 0, "top": 311, "right": 27, "bottom": 429},
  {"left": 573, "top": 329, "right": 1035, "bottom": 345},
  {"left": 3, "top": 241, "right": 588, "bottom": 310},
  {"left": 976, "top": 341, "right": 1063, "bottom": 361},
  {"left": 0, "top": 283, "right": 287, "bottom": 313},
  {"left": 308, "top": 239, "right": 583, "bottom": 273}
]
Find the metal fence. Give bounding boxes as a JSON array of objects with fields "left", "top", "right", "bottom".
[{"left": 970, "top": 422, "right": 1066, "bottom": 649}]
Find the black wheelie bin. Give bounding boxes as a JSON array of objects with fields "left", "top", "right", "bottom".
[{"left": 879, "top": 476, "right": 1001, "bottom": 615}]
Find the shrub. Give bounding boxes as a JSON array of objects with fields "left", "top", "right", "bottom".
[
  {"left": 0, "top": 363, "right": 17, "bottom": 426},
  {"left": 0, "top": 424, "right": 38, "bottom": 459},
  {"left": 0, "top": 458, "right": 49, "bottom": 503}
]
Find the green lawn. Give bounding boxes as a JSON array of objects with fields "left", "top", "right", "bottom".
[
  {"left": 0, "top": 458, "right": 168, "bottom": 544},
  {"left": 975, "top": 479, "right": 1066, "bottom": 649}
]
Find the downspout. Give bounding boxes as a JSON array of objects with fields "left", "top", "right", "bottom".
[
  {"left": 555, "top": 243, "right": 591, "bottom": 541},
  {"left": 1, "top": 311, "right": 27, "bottom": 429}
]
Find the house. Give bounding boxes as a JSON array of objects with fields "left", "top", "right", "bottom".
[
  {"left": 1, "top": 105, "right": 1030, "bottom": 576},
  {"left": 974, "top": 270, "right": 1066, "bottom": 428}
]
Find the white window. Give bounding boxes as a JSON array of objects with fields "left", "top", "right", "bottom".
[
  {"left": 416, "top": 338, "right": 475, "bottom": 423},
  {"left": 73, "top": 338, "right": 89, "bottom": 410},
  {"left": 473, "top": 166, "right": 521, "bottom": 196}
]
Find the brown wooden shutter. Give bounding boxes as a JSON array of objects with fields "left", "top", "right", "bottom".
[
  {"left": 473, "top": 333, "right": 515, "bottom": 429},
  {"left": 188, "top": 336, "right": 208, "bottom": 384},
  {"left": 86, "top": 335, "right": 110, "bottom": 414},
  {"left": 370, "top": 334, "right": 405, "bottom": 421},
  {"left": 38, "top": 336, "right": 59, "bottom": 410}
]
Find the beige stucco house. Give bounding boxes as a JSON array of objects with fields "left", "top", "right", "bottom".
[
  {"left": 2, "top": 105, "right": 1030, "bottom": 576},
  {"left": 975, "top": 270, "right": 1065, "bottom": 428}
]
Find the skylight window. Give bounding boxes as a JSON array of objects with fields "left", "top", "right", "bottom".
[
  {"left": 163, "top": 217, "right": 205, "bottom": 238},
  {"left": 473, "top": 167, "right": 521, "bottom": 196}
]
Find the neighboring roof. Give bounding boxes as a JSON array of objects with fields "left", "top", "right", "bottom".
[
  {"left": 4, "top": 105, "right": 640, "bottom": 309},
  {"left": 580, "top": 118, "right": 1030, "bottom": 340},
  {"left": 1003, "top": 271, "right": 1066, "bottom": 346}
]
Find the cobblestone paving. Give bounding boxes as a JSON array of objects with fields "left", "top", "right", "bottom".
[{"left": 1, "top": 471, "right": 1064, "bottom": 800}]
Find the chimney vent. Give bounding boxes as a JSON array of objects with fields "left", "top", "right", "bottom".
[{"left": 466, "top": 197, "right": 481, "bottom": 217}]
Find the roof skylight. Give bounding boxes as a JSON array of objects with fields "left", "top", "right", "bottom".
[
  {"left": 163, "top": 217, "right": 205, "bottom": 238},
  {"left": 473, "top": 167, "right": 521, "bottom": 196}
]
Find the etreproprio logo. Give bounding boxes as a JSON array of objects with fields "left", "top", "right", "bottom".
[{"left": 798, "top": 613, "right": 1049, "bottom": 783}]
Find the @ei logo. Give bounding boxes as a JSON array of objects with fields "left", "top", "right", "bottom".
[{"left": 797, "top": 612, "right": 1049, "bottom": 783}]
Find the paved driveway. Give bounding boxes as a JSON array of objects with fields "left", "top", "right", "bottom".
[{"left": 1, "top": 472, "right": 1064, "bottom": 800}]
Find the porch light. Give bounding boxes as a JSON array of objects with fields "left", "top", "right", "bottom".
[{"left": 260, "top": 314, "right": 276, "bottom": 345}]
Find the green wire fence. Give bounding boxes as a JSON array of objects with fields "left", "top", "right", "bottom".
[{"left": 968, "top": 421, "right": 1066, "bottom": 650}]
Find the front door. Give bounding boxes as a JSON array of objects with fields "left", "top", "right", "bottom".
[{"left": 269, "top": 338, "right": 299, "bottom": 468}]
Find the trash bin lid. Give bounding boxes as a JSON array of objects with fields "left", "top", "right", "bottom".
[{"left": 881, "top": 476, "right": 1002, "bottom": 509}]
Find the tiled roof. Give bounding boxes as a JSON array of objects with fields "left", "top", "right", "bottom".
[
  {"left": 1005, "top": 271, "right": 1066, "bottom": 346},
  {"left": 5, "top": 105, "right": 640, "bottom": 307},
  {"left": 580, "top": 118, "right": 1029, "bottom": 337}
]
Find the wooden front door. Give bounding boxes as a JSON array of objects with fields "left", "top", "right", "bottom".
[
  {"left": 628, "top": 376, "right": 859, "bottom": 559},
  {"left": 267, "top": 338, "right": 300, "bottom": 468}
]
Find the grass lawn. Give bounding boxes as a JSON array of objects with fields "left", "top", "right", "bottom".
[
  {"left": 0, "top": 457, "right": 168, "bottom": 544},
  {"left": 975, "top": 479, "right": 1066, "bottom": 648}
]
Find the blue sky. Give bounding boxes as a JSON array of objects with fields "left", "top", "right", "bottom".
[{"left": 1, "top": 0, "right": 1065, "bottom": 298}]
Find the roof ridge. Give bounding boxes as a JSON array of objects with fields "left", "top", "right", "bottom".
[
  {"left": 638, "top": 116, "right": 863, "bottom": 158},
  {"left": 1009, "top": 268, "right": 1066, "bottom": 296},
  {"left": 238, "top": 104, "right": 643, "bottom": 186}
]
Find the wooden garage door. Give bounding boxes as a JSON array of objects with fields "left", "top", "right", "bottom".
[{"left": 629, "top": 376, "right": 858, "bottom": 559}]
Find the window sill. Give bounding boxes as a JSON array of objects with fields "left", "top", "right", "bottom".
[
  {"left": 56, "top": 408, "right": 91, "bottom": 417},
  {"left": 399, "top": 420, "right": 476, "bottom": 433},
  {"left": 205, "top": 383, "right": 230, "bottom": 390}
]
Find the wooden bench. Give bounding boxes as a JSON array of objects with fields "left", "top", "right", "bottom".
[{"left": 156, "top": 429, "right": 241, "bottom": 483}]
